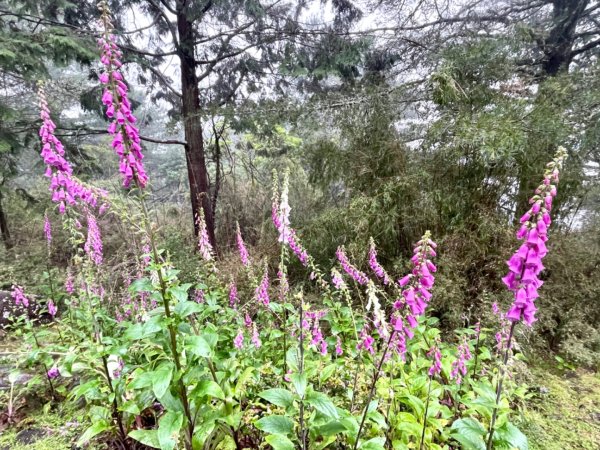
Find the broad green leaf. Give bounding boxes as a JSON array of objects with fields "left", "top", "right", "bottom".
[
  {"left": 361, "top": 437, "right": 386, "bottom": 449},
  {"left": 255, "top": 415, "right": 295, "bottom": 435},
  {"left": 151, "top": 365, "right": 173, "bottom": 399},
  {"left": 450, "top": 418, "right": 487, "bottom": 450},
  {"left": 195, "top": 379, "right": 225, "bottom": 400},
  {"left": 185, "top": 335, "right": 212, "bottom": 358},
  {"left": 157, "top": 411, "right": 184, "bottom": 450},
  {"left": 495, "top": 423, "right": 529, "bottom": 450},
  {"left": 319, "top": 364, "right": 337, "bottom": 383},
  {"left": 76, "top": 420, "right": 110, "bottom": 446},
  {"left": 174, "top": 300, "right": 203, "bottom": 318},
  {"left": 130, "top": 278, "right": 153, "bottom": 293},
  {"left": 259, "top": 388, "right": 295, "bottom": 408},
  {"left": 168, "top": 283, "right": 192, "bottom": 303},
  {"left": 316, "top": 420, "right": 348, "bottom": 436},
  {"left": 120, "top": 400, "right": 140, "bottom": 415},
  {"left": 129, "top": 429, "right": 160, "bottom": 448},
  {"left": 291, "top": 373, "right": 307, "bottom": 397},
  {"left": 265, "top": 434, "right": 295, "bottom": 450},
  {"left": 306, "top": 391, "right": 339, "bottom": 419}
]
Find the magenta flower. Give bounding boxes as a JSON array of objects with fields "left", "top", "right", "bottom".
[
  {"left": 255, "top": 265, "right": 270, "bottom": 306},
  {"left": 336, "top": 246, "right": 368, "bottom": 285},
  {"left": 194, "top": 289, "right": 205, "bottom": 304},
  {"left": 251, "top": 323, "right": 262, "bottom": 348},
  {"left": 450, "top": 340, "right": 472, "bottom": 384},
  {"left": 47, "top": 367, "right": 59, "bottom": 379},
  {"left": 229, "top": 280, "right": 238, "bottom": 308},
  {"left": 65, "top": 269, "right": 74, "bottom": 294},
  {"left": 98, "top": 8, "right": 148, "bottom": 189},
  {"left": 335, "top": 336, "right": 343, "bottom": 356},
  {"left": 196, "top": 212, "right": 213, "bottom": 261},
  {"left": 47, "top": 299, "right": 57, "bottom": 317},
  {"left": 43, "top": 214, "right": 52, "bottom": 246},
  {"left": 393, "top": 231, "right": 437, "bottom": 335},
  {"left": 11, "top": 285, "right": 30, "bottom": 308},
  {"left": 427, "top": 346, "right": 442, "bottom": 377},
  {"left": 368, "top": 238, "right": 390, "bottom": 285},
  {"left": 234, "top": 329, "right": 244, "bottom": 349},
  {"left": 236, "top": 222, "right": 250, "bottom": 266},
  {"left": 503, "top": 148, "right": 567, "bottom": 326},
  {"left": 331, "top": 268, "right": 345, "bottom": 290},
  {"left": 37, "top": 85, "right": 108, "bottom": 213},
  {"left": 84, "top": 212, "right": 103, "bottom": 266},
  {"left": 357, "top": 324, "right": 375, "bottom": 354}
]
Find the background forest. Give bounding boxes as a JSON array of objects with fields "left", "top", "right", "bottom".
[{"left": 0, "top": 0, "right": 599, "bottom": 449}]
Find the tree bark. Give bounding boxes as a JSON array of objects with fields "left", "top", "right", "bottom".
[
  {"left": 0, "top": 190, "right": 13, "bottom": 250},
  {"left": 541, "top": 0, "right": 589, "bottom": 76},
  {"left": 176, "top": 1, "right": 217, "bottom": 250}
]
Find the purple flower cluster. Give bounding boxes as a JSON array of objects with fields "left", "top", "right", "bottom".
[
  {"left": 306, "top": 309, "right": 328, "bottom": 355},
  {"left": 395, "top": 232, "right": 437, "bottom": 332},
  {"left": 84, "top": 212, "right": 103, "bottom": 266},
  {"left": 336, "top": 246, "right": 368, "bottom": 285},
  {"left": 428, "top": 346, "right": 442, "bottom": 377},
  {"left": 229, "top": 280, "right": 238, "bottom": 308},
  {"left": 502, "top": 148, "right": 567, "bottom": 326},
  {"left": 11, "top": 285, "right": 30, "bottom": 307},
  {"left": 271, "top": 174, "right": 309, "bottom": 266},
  {"left": 450, "top": 340, "right": 472, "bottom": 384},
  {"left": 255, "top": 266, "right": 270, "bottom": 305},
  {"left": 65, "top": 269, "right": 75, "bottom": 294},
  {"left": 38, "top": 85, "right": 107, "bottom": 213},
  {"left": 47, "top": 367, "right": 59, "bottom": 379},
  {"left": 98, "top": 8, "right": 147, "bottom": 189},
  {"left": 251, "top": 323, "right": 262, "bottom": 348},
  {"left": 236, "top": 222, "right": 250, "bottom": 266},
  {"left": 234, "top": 329, "right": 244, "bottom": 349},
  {"left": 44, "top": 214, "right": 52, "bottom": 246},
  {"left": 368, "top": 238, "right": 390, "bottom": 285},
  {"left": 196, "top": 212, "right": 213, "bottom": 261},
  {"left": 357, "top": 324, "right": 375, "bottom": 354},
  {"left": 331, "top": 268, "right": 345, "bottom": 290},
  {"left": 47, "top": 299, "right": 57, "bottom": 317}
]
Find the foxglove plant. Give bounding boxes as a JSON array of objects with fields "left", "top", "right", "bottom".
[
  {"left": 84, "top": 212, "right": 103, "bottom": 266},
  {"left": 368, "top": 238, "right": 391, "bottom": 285},
  {"left": 196, "top": 210, "right": 213, "bottom": 261},
  {"left": 98, "top": 8, "right": 147, "bottom": 189},
  {"left": 336, "top": 246, "right": 369, "bottom": 285},
  {"left": 236, "top": 222, "right": 250, "bottom": 266},
  {"left": 487, "top": 147, "right": 568, "bottom": 450}
]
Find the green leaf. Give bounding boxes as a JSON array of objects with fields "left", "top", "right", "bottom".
[
  {"left": 130, "top": 278, "right": 153, "bottom": 293},
  {"left": 495, "top": 423, "right": 528, "bottom": 450},
  {"left": 316, "top": 421, "right": 348, "bottom": 436},
  {"left": 174, "top": 301, "right": 203, "bottom": 318},
  {"left": 76, "top": 420, "right": 110, "bottom": 445},
  {"left": 265, "top": 434, "right": 295, "bottom": 450},
  {"left": 450, "top": 418, "right": 487, "bottom": 450},
  {"left": 255, "top": 415, "right": 295, "bottom": 435},
  {"left": 320, "top": 364, "right": 337, "bottom": 383},
  {"left": 185, "top": 335, "right": 212, "bottom": 358},
  {"left": 168, "top": 284, "right": 192, "bottom": 303},
  {"left": 195, "top": 379, "right": 225, "bottom": 400},
  {"left": 120, "top": 400, "right": 140, "bottom": 415},
  {"left": 361, "top": 437, "right": 386, "bottom": 450},
  {"left": 158, "top": 411, "right": 184, "bottom": 450},
  {"left": 129, "top": 429, "right": 160, "bottom": 448},
  {"left": 151, "top": 365, "right": 173, "bottom": 399},
  {"left": 290, "top": 373, "right": 307, "bottom": 397},
  {"left": 259, "top": 388, "right": 295, "bottom": 408},
  {"left": 306, "top": 391, "right": 339, "bottom": 419}
]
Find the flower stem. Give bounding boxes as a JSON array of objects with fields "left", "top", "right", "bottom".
[
  {"left": 486, "top": 321, "right": 517, "bottom": 450},
  {"left": 419, "top": 374, "right": 433, "bottom": 450},
  {"left": 353, "top": 330, "right": 395, "bottom": 450}
]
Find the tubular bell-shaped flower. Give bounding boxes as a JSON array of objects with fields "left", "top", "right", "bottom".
[
  {"left": 395, "top": 231, "right": 437, "bottom": 326},
  {"left": 368, "top": 238, "right": 391, "bottom": 285},
  {"left": 236, "top": 222, "right": 250, "bottom": 266},
  {"left": 336, "top": 246, "right": 369, "bottom": 285},
  {"left": 98, "top": 2, "right": 148, "bottom": 189},
  {"left": 502, "top": 147, "right": 567, "bottom": 326},
  {"left": 255, "top": 264, "right": 270, "bottom": 306},
  {"left": 38, "top": 84, "right": 108, "bottom": 213},
  {"left": 196, "top": 210, "right": 213, "bottom": 261},
  {"left": 271, "top": 170, "right": 309, "bottom": 265},
  {"left": 11, "top": 285, "right": 30, "bottom": 308},
  {"left": 84, "top": 212, "right": 103, "bottom": 266}
]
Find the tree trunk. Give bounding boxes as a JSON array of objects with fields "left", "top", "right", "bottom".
[
  {"left": 541, "top": 0, "right": 589, "bottom": 76},
  {"left": 0, "top": 190, "right": 13, "bottom": 250},
  {"left": 176, "top": 2, "right": 217, "bottom": 250}
]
